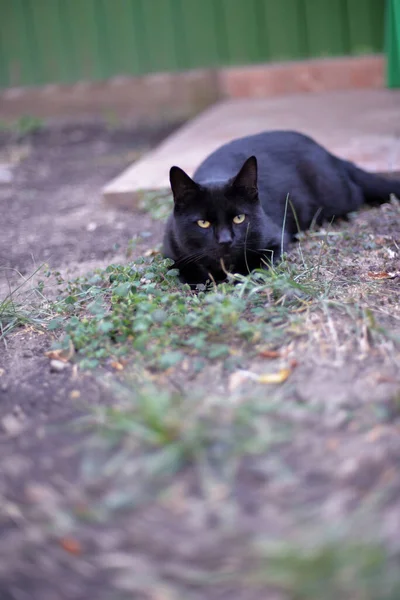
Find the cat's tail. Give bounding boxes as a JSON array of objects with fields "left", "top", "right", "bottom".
[{"left": 344, "top": 160, "right": 400, "bottom": 205}]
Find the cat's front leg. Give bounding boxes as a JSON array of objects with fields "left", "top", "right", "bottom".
[{"left": 177, "top": 265, "right": 212, "bottom": 289}]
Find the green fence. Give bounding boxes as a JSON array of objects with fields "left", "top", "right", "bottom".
[
  {"left": 0, "top": 0, "right": 385, "bottom": 89},
  {"left": 387, "top": 0, "right": 400, "bottom": 86}
]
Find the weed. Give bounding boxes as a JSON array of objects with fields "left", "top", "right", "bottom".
[
  {"left": 137, "top": 189, "right": 173, "bottom": 220},
  {"left": 0, "top": 115, "right": 44, "bottom": 138},
  {"left": 250, "top": 534, "right": 400, "bottom": 600},
  {"left": 0, "top": 265, "right": 51, "bottom": 344},
  {"left": 49, "top": 253, "right": 316, "bottom": 371},
  {"left": 77, "top": 379, "right": 290, "bottom": 516}
]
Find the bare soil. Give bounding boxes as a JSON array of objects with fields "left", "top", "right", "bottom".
[{"left": 0, "top": 123, "right": 399, "bottom": 600}]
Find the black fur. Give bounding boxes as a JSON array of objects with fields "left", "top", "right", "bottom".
[{"left": 163, "top": 131, "right": 400, "bottom": 286}]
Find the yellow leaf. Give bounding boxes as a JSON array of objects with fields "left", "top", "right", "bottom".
[{"left": 257, "top": 369, "right": 291, "bottom": 384}]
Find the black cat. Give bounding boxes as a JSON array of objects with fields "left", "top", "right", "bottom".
[{"left": 163, "top": 131, "right": 400, "bottom": 286}]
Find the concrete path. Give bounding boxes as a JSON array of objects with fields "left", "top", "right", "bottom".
[{"left": 103, "top": 89, "right": 400, "bottom": 207}]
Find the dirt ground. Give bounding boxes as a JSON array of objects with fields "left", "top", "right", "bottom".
[{"left": 0, "top": 123, "right": 400, "bottom": 600}]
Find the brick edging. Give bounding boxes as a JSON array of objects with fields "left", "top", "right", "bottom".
[
  {"left": 220, "top": 55, "right": 384, "bottom": 97},
  {"left": 0, "top": 55, "right": 385, "bottom": 124}
]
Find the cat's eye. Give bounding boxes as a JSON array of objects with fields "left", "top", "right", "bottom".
[
  {"left": 233, "top": 214, "right": 246, "bottom": 224},
  {"left": 197, "top": 220, "right": 211, "bottom": 229}
]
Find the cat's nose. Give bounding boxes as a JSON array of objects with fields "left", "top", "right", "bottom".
[{"left": 217, "top": 230, "right": 233, "bottom": 247}]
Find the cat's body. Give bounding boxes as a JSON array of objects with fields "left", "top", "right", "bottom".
[{"left": 163, "top": 131, "right": 400, "bottom": 286}]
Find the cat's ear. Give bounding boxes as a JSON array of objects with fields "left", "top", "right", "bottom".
[
  {"left": 169, "top": 166, "right": 199, "bottom": 204},
  {"left": 231, "top": 156, "right": 258, "bottom": 198}
]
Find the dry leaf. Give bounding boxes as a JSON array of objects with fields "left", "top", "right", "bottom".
[
  {"left": 259, "top": 349, "right": 281, "bottom": 359},
  {"left": 45, "top": 349, "right": 65, "bottom": 361},
  {"left": 144, "top": 248, "right": 159, "bottom": 257},
  {"left": 59, "top": 537, "right": 82, "bottom": 555},
  {"left": 367, "top": 271, "right": 399, "bottom": 280},
  {"left": 229, "top": 348, "right": 241, "bottom": 356},
  {"left": 160, "top": 481, "right": 187, "bottom": 515},
  {"left": 366, "top": 425, "right": 386, "bottom": 443},
  {"left": 150, "top": 586, "right": 176, "bottom": 600},
  {"left": 111, "top": 361, "right": 124, "bottom": 371},
  {"left": 228, "top": 369, "right": 259, "bottom": 391},
  {"left": 257, "top": 368, "right": 291, "bottom": 384},
  {"left": 382, "top": 467, "right": 397, "bottom": 484},
  {"left": 24, "top": 325, "right": 45, "bottom": 335},
  {"left": 375, "top": 374, "right": 397, "bottom": 383},
  {"left": 327, "top": 438, "right": 339, "bottom": 451},
  {"left": 45, "top": 340, "right": 74, "bottom": 362}
]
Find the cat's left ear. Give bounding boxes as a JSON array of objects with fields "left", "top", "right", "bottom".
[
  {"left": 169, "top": 166, "right": 199, "bottom": 204},
  {"left": 231, "top": 156, "right": 258, "bottom": 198}
]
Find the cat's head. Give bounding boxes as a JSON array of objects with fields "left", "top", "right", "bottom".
[{"left": 169, "top": 156, "right": 272, "bottom": 269}]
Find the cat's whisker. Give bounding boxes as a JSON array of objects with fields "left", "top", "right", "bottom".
[
  {"left": 176, "top": 251, "right": 210, "bottom": 267},
  {"left": 219, "top": 258, "right": 229, "bottom": 276},
  {"left": 236, "top": 246, "right": 264, "bottom": 255}
]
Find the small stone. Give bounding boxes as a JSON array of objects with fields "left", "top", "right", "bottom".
[
  {"left": 86, "top": 222, "right": 97, "bottom": 232},
  {"left": 0, "top": 163, "right": 13, "bottom": 184},
  {"left": 3, "top": 502, "right": 24, "bottom": 521},
  {"left": 13, "top": 404, "right": 24, "bottom": 417},
  {"left": 50, "top": 359, "right": 67, "bottom": 372},
  {"left": 3, "top": 455, "right": 30, "bottom": 477},
  {"left": 22, "top": 349, "right": 33, "bottom": 358},
  {"left": 2, "top": 414, "right": 24, "bottom": 436},
  {"left": 69, "top": 131, "right": 85, "bottom": 143},
  {"left": 326, "top": 409, "right": 349, "bottom": 429},
  {"left": 25, "top": 483, "right": 59, "bottom": 506}
]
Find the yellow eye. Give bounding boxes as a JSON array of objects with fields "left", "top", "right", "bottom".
[
  {"left": 197, "top": 220, "right": 211, "bottom": 229},
  {"left": 233, "top": 214, "right": 246, "bottom": 224}
]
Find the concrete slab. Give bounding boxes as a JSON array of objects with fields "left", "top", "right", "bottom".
[{"left": 103, "top": 89, "right": 400, "bottom": 207}]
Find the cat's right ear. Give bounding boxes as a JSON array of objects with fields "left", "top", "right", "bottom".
[
  {"left": 231, "top": 156, "right": 258, "bottom": 198},
  {"left": 169, "top": 166, "right": 199, "bottom": 204}
]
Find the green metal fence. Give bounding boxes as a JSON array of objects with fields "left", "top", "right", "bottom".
[
  {"left": 387, "top": 0, "right": 400, "bottom": 86},
  {"left": 0, "top": 0, "right": 385, "bottom": 89}
]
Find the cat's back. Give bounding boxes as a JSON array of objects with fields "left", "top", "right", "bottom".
[{"left": 193, "top": 130, "right": 318, "bottom": 183}]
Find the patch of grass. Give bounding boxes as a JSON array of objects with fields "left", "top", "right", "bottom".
[
  {"left": 52, "top": 231, "right": 400, "bottom": 373},
  {"left": 0, "top": 115, "right": 44, "bottom": 137},
  {"left": 0, "top": 265, "right": 51, "bottom": 344},
  {"left": 144, "top": 532, "right": 400, "bottom": 600},
  {"left": 76, "top": 379, "right": 290, "bottom": 517},
  {"left": 20, "top": 196, "right": 395, "bottom": 375},
  {"left": 49, "top": 253, "right": 316, "bottom": 371},
  {"left": 250, "top": 534, "right": 400, "bottom": 600},
  {"left": 137, "top": 189, "right": 173, "bottom": 220},
  {"left": 156, "top": 527, "right": 400, "bottom": 599}
]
